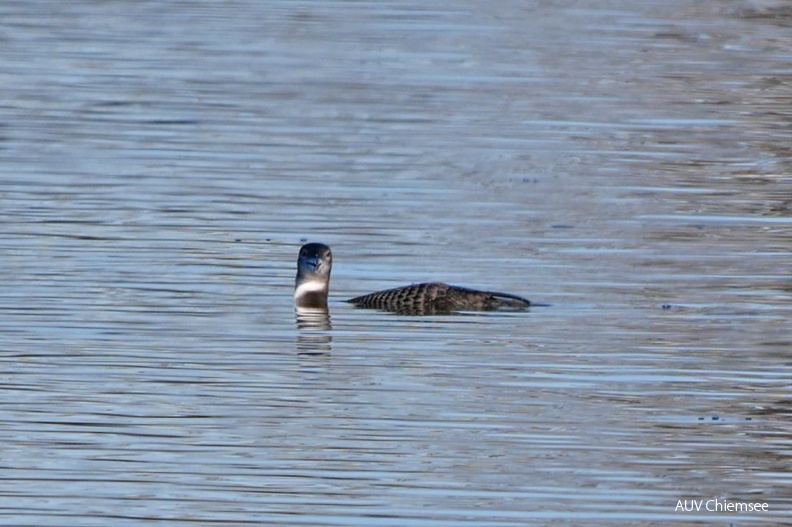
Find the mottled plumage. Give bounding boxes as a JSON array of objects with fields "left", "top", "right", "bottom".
[
  {"left": 346, "top": 282, "right": 531, "bottom": 315},
  {"left": 294, "top": 243, "right": 532, "bottom": 315}
]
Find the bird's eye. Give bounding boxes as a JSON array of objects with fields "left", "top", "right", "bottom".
[{"left": 300, "top": 250, "right": 306, "bottom": 257}]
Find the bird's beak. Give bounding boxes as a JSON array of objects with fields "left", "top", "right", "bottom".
[{"left": 305, "top": 256, "right": 320, "bottom": 271}]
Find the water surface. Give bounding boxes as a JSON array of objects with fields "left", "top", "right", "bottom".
[{"left": 1, "top": 1, "right": 791, "bottom": 525}]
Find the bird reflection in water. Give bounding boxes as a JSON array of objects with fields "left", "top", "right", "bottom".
[{"left": 295, "top": 306, "right": 332, "bottom": 354}]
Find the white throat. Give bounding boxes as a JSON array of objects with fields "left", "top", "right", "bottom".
[{"left": 294, "top": 278, "right": 327, "bottom": 300}]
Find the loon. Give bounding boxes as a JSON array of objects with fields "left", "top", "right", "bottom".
[
  {"left": 294, "top": 242, "right": 334, "bottom": 309},
  {"left": 294, "top": 243, "right": 532, "bottom": 314}
]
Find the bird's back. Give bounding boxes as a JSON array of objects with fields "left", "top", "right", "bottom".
[{"left": 347, "top": 282, "right": 530, "bottom": 315}]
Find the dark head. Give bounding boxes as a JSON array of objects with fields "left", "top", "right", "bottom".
[{"left": 294, "top": 243, "right": 333, "bottom": 308}]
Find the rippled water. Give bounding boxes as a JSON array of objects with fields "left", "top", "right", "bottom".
[{"left": 1, "top": 1, "right": 791, "bottom": 525}]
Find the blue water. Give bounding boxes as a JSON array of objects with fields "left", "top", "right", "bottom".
[{"left": 1, "top": 1, "right": 790, "bottom": 525}]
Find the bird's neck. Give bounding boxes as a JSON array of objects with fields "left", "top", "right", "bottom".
[{"left": 294, "top": 276, "right": 329, "bottom": 308}]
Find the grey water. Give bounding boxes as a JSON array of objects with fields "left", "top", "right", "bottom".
[{"left": 1, "top": 1, "right": 791, "bottom": 525}]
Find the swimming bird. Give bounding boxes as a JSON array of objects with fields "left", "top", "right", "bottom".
[
  {"left": 294, "top": 243, "right": 532, "bottom": 314},
  {"left": 294, "top": 242, "right": 334, "bottom": 310}
]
